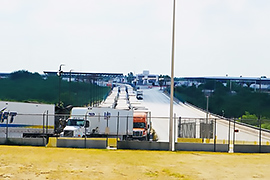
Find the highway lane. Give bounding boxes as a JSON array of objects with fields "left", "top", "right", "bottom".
[
  {"left": 140, "top": 87, "right": 207, "bottom": 142},
  {"left": 140, "top": 87, "right": 270, "bottom": 143}
]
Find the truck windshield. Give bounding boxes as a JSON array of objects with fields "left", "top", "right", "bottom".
[
  {"left": 67, "top": 119, "right": 85, "bottom": 126},
  {"left": 133, "top": 122, "right": 146, "bottom": 128}
]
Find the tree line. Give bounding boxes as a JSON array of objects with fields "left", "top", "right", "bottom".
[
  {"left": 173, "top": 80, "right": 270, "bottom": 128},
  {"left": 0, "top": 70, "right": 110, "bottom": 107}
]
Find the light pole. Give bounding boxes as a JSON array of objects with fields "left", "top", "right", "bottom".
[
  {"left": 69, "top": 69, "right": 74, "bottom": 83},
  {"left": 259, "top": 77, "right": 262, "bottom": 92},
  {"left": 57, "top": 64, "right": 65, "bottom": 106},
  {"left": 206, "top": 95, "right": 209, "bottom": 139},
  {"left": 169, "top": 0, "right": 176, "bottom": 151},
  {"left": 206, "top": 95, "right": 209, "bottom": 121},
  {"left": 69, "top": 69, "right": 74, "bottom": 104}
]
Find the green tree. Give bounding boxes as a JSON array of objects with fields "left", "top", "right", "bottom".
[
  {"left": 127, "top": 72, "right": 134, "bottom": 84},
  {"left": 0, "top": 70, "right": 110, "bottom": 107},
  {"left": 174, "top": 81, "right": 270, "bottom": 120}
]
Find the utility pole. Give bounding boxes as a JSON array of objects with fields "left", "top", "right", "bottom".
[
  {"left": 57, "top": 64, "right": 65, "bottom": 106},
  {"left": 169, "top": 0, "right": 176, "bottom": 151}
]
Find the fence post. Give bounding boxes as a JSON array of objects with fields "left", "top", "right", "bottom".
[
  {"left": 195, "top": 119, "right": 200, "bottom": 139},
  {"left": 259, "top": 117, "right": 262, "bottom": 153},
  {"left": 46, "top": 110, "right": 49, "bottom": 135},
  {"left": 228, "top": 118, "right": 234, "bottom": 153},
  {"left": 84, "top": 112, "right": 87, "bottom": 148},
  {"left": 43, "top": 112, "right": 45, "bottom": 135},
  {"left": 106, "top": 113, "right": 109, "bottom": 148},
  {"left": 5, "top": 114, "right": 8, "bottom": 141},
  {"left": 214, "top": 119, "right": 216, "bottom": 152},
  {"left": 178, "top": 117, "right": 181, "bottom": 138},
  {"left": 126, "top": 115, "right": 128, "bottom": 141},
  {"left": 233, "top": 118, "right": 236, "bottom": 145},
  {"left": 174, "top": 113, "right": 176, "bottom": 148},
  {"left": 117, "top": 112, "right": 119, "bottom": 145},
  {"left": 43, "top": 111, "right": 48, "bottom": 146}
]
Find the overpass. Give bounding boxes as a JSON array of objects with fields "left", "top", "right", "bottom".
[
  {"left": 43, "top": 71, "right": 123, "bottom": 83},
  {"left": 179, "top": 76, "right": 270, "bottom": 85}
]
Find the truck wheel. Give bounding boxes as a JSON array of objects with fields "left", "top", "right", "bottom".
[{"left": 146, "top": 134, "right": 150, "bottom": 141}]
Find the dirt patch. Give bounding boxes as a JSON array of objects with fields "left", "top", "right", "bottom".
[{"left": 0, "top": 146, "right": 270, "bottom": 179}]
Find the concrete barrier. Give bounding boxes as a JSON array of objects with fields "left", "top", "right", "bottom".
[
  {"left": 234, "top": 145, "right": 260, "bottom": 153},
  {"left": 176, "top": 143, "right": 228, "bottom": 152},
  {"left": 234, "top": 145, "right": 270, "bottom": 153},
  {"left": 118, "top": 141, "right": 169, "bottom": 151},
  {"left": 118, "top": 141, "right": 228, "bottom": 152},
  {"left": 261, "top": 145, "right": 270, "bottom": 153},
  {"left": 56, "top": 138, "right": 107, "bottom": 149},
  {"left": 0, "top": 138, "right": 6, "bottom": 144},
  {"left": 47, "top": 137, "right": 57, "bottom": 147},
  {"left": 1, "top": 137, "right": 270, "bottom": 153},
  {"left": 0, "top": 137, "right": 46, "bottom": 146}
]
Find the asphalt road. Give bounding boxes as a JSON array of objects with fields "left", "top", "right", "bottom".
[{"left": 139, "top": 87, "right": 270, "bottom": 143}]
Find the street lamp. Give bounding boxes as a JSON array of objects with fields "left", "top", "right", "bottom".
[
  {"left": 206, "top": 95, "right": 209, "bottom": 139},
  {"left": 206, "top": 95, "right": 209, "bottom": 121},
  {"left": 69, "top": 69, "right": 74, "bottom": 103},
  {"left": 57, "top": 64, "right": 65, "bottom": 106},
  {"left": 69, "top": 69, "right": 74, "bottom": 83},
  {"left": 169, "top": 0, "right": 176, "bottom": 151}
]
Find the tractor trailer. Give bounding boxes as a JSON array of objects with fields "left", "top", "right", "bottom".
[
  {"left": 0, "top": 101, "right": 55, "bottom": 138},
  {"left": 132, "top": 110, "right": 153, "bottom": 141},
  {"left": 61, "top": 107, "right": 133, "bottom": 140}
]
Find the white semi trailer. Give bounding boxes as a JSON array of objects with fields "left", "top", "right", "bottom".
[
  {"left": 61, "top": 107, "right": 133, "bottom": 140},
  {"left": 0, "top": 101, "right": 55, "bottom": 138}
]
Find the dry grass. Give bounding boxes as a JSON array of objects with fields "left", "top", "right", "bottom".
[{"left": 0, "top": 146, "right": 270, "bottom": 179}]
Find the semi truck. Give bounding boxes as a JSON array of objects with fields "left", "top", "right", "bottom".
[
  {"left": 132, "top": 110, "right": 153, "bottom": 141},
  {"left": 0, "top": 101, "right": 55, "bottom": 138},
  {"left": 61, "top": 107, "right": 133, "bottom": 140},
  {"left": 136, "top": 90, "right": 143, "bottom": 100}
]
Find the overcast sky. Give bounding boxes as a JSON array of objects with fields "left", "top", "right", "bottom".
[{"left": 0, "top": 0, "right": 270, "bottom": 77}]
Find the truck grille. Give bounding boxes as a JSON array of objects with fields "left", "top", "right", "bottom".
[
  {"left": 133, "top": 131, "right": 143, "bottom": 137},
  {"left": 64, "top": 130, "right": 73, "bottom": 137}
]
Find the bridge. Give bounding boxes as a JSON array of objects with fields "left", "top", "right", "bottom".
[{"left": 43, "top": 71, "right": 123, "bottom": 83}]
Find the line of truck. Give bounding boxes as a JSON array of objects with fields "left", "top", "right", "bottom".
[
  {"left": 61, "top": 84, "right": 156, "bottom": 141},
  {"left": 0, "top": 84, "right": 157, "bottom": 141}
]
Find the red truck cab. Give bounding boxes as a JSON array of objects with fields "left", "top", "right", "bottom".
[{"left": 133, "top": 112, "right": 150, "bottom": 141}]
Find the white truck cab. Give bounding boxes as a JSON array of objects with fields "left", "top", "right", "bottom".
[
  {"left": 61, "top": 107, "right": 133, "bottom": 139},
  {"left": 61, "top": 118, "right": 90, "bottom": 137},
  {"left": 60, "top": 107, "right": 91, "bottom": 138}
]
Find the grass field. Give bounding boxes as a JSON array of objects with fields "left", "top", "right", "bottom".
[{"left": 0, "top": 146, "right": 270, "bottom": 180}]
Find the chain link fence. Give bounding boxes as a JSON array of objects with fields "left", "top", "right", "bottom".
[
  {"left": 177, "top": 117, "right": 270, "bottom": 150},
  {"left": 1, "top": 111, "right": 270, "bottom": 152}
]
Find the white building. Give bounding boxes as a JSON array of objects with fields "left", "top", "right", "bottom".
[{"left": 135, "top": 70, "right": 158, "bottom": 86}]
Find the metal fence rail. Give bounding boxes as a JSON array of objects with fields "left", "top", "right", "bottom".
[
  {"left": 177, "top": 117, "right": 270, "bottom": 152},
  {"left": 1, "top": 112, "right": 270, "bottom": 153}
]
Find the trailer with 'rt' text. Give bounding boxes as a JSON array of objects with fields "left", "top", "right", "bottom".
[{"left": 0, "top": 101, "right": 55, "bottom": 138}]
